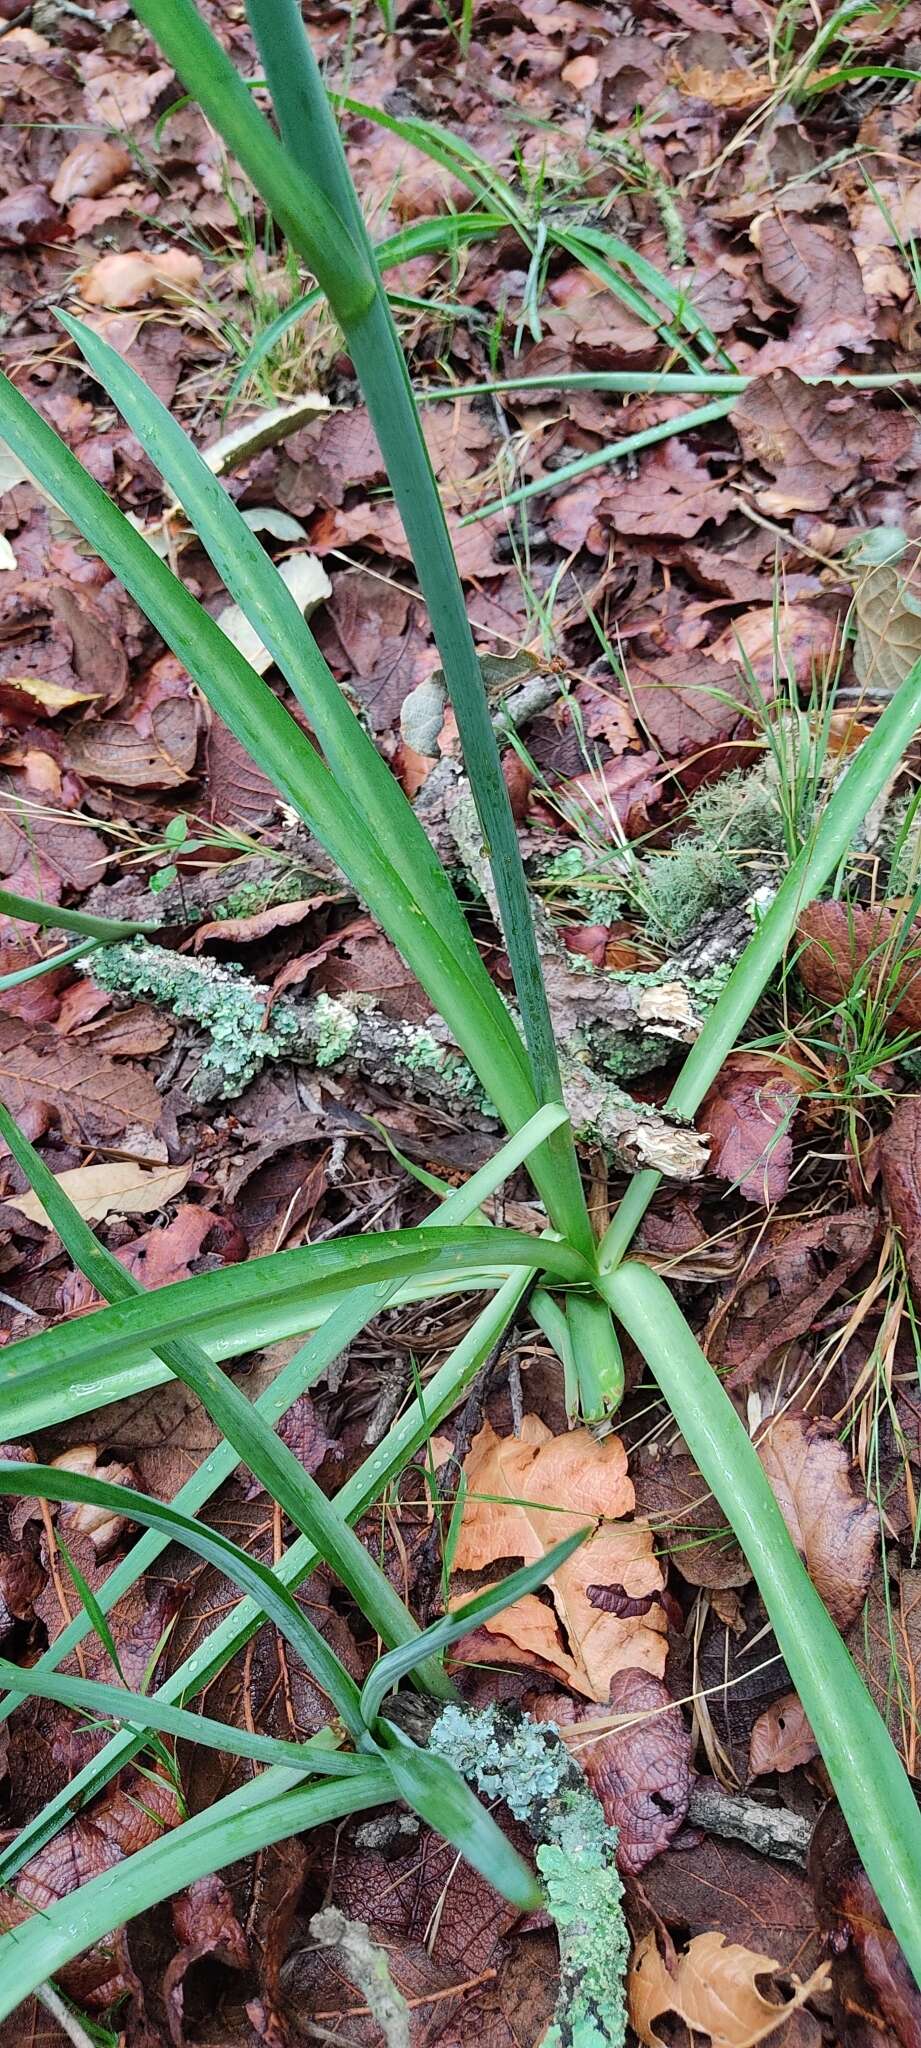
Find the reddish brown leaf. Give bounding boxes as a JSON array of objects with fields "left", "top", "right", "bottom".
[
  {"left": 604, "top": 438, "right": 735, "bottom": 538},
  {"left": 166, "top": 1873, "right": 249, "bottom": 2046},
  {"left": 533, "top": 1667, "right": 694, "bottom": 1873},
  {"left": 63, "top": 698, "right": 198, "bottom": 788},
  {"left": 796, "top": 901, "right": 921, "bottom": 1033},
  {"left": 730, "top": 374, "right": 915, "bottom": 515},
  {"left": 753, "top": 213, "right": 869, "bottom": 339},
  {"left": 0, "top": 184, "right": 66, "bottom": 246},
  {"left": 749, "top": 1693, "right": 818, "bottom": 1778},
  {"left": 699, "top": 1053, "right": 799, "bottom": 1204},
  {"left": 709, "top": 1210, "right": 879, "bottom": 1386},
  {"left": 0, "top": 1016, "right": 162, "bottom": 1139},
  {"left": 757, "top": 1413, "right": 877, "bottom": 1629},
  {"left": 50, "top": 139, "right": 132, "bottom": 205},
  {"left": 810, "top": 1800, "right": 921, "bottom": 2046}
]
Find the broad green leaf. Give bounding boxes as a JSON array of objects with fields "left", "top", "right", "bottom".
[{"left": 376, "top": 1723, "right": 542, "bottom": 1910}]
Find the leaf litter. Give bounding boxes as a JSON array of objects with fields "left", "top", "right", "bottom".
[{"left": 2, "top": 0, "right": 921, "bottom": 2039}]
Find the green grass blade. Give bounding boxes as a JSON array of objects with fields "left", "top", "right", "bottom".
[
  {"left": 0, "top": 1658, "right": 368, "bottom": 1775},
  {"left": 58, "top": 312, "right": 530, "bottom": 1097},
  {"left": 0, "top": 938, "right": 98, "bottom": 994},
  {"left": 602, "top": 1260, "right": 921, "bottom": 1983},
  {"left": 0, "top": 1105, "right": 455, "bottom": 1690},
  {"left": 228, "top": 211, "right": 506, "bottom": 404},
  {"left": 359, "top": 1524, "right": 588, "bottom": 1726},
  {"left": 0, "top": 1766, "right": 394, "bottom": 2023},
  {"left": 0, "top": 1273, "right": 531, "bottom": 1884},
  {"left": 0, "top": 1462, "right": 366, "bottom": 1735},
  {"left": 0, "top": 1224, "right": 583, "bottom": 1435},
  {"left": 464, "top": 398, "right": 734, "bottom": 524},
  {"left": 599, "top": 654, "right": 921, "bottom": 1270},
  {"left": 562, "top": 223, "right": 733, "bottom": 369},
  {"left": 243, "top": 0, "right": 592, "bottom": 1259}
]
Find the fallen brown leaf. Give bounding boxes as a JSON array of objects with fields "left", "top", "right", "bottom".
[
  {"left": 166, "top": 1873, "right": 250, "bottom": 2047},
  {"left": 749, "top": 1693, "right": 818, "bottom": 1778},
  {"left": 700, "top": 1054, "right": 799, "bottom": 1204},
  {"left": 710, "top": 1209, "right": 878, "bottom": 1386},
  {"left": 730, "top": 374, "right": 914, "bottom": 515},
  {"left": 532, "top": 1666, "right": 694, "bottom": 1872},
  {"left": 630, "top": 1930, "right": 829, "bottom": 2048},
  {"left": 0, "top": 1016, "right": 162, "bottom": 1140},
  {"left": 452, "top": 1416, "right": 666, "bottom": 1700},
  {"left": 757, "top": 1414, "right": 877, "bottom": 1629},
  {"left": 51, "top": 139, "right": 132, "bottom": 206},
  {"left": 810, "top": 1800, "right": 921, "bottom": 2045},
  {"left": 796, "top": 899, "right": 921, "bottom": 1032},
  {"left": 606, "top": 438, "right": 736, "bottom": 539},
  {"left": 79, "top": 248, "right": 204, "bottom": 308},
  {"left": 9, "top": 1158, "right": 191, "bottom": 1228}
]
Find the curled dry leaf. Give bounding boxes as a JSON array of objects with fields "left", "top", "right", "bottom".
[
  {"left": 532, "top": 1666, "right": 694, "bottom": 1873},
  {"left": 217, "top": 552, "right": 331, "bottom": 672},
  {"left": 699, "top": 1053, "right": 799, "bottom": 1205},
  {"left": 166, "top": 1873, "right": 250, "bottom": 2047},
  {"left": 711, "top": 1209, "right": 878, "bottom": 1387},
  {"left": 78, "top": 249, "right": 204, "bottom": 309},
  {"left": 757, "top": 1414, "right": 877, "bottom": 1630},
  {"left": 9, "top": 1158, "right": 192, "bottom": 1229},
  {"left": 853, "top": 544, "right": 921, "bottom": 694},
  {"left": 879, "top": 1095, "right": 921, "bottom": 1306},
  {"left": 749, "top": 1693, "right": 818, "bottom": 1779},
  {"left": 49, "top": 1445, "right": 137, "bottom": 1555},
  {"left": 452, "top": 1415, "right": 666, "bottom": 1700},
  {"left": 51, "top": 139, "right": 132, "bottom": 206},
  {"left": 629, "top": 1930, "right": 830, "bottom": 2048}
]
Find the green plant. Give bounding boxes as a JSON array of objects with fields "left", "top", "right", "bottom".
[{"left": 1, "top": 0, "right": 921, "bottom": 2011}]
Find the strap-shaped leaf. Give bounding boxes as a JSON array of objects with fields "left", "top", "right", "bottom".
[
  {"left": 0, "top": 1274, "right": 532, "bottom": 1886},
  {"left": 359, "top": 1524, "right": 589, "bottom": 1727},
  {"left": 0, "top": 1766, "right": 394, "bottom": 2023},
  {"left": 0, "top": 1657, "right": 366, "bottom": 1776},
  {"left": 0, "top": 1461, "right": 365, "bottom": 1735},
  {"left": 0, "top": 1104, "right": 452, "bottom": 1693}
]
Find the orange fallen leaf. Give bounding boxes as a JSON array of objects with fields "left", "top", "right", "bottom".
[
  {"left": 79, "top": 248, "right": 204, "bottom": 309},
  {"left": 452, "top": 1415, "right": 666, "bottom": 1699},
  {"left": 629, "top": 1930, "right": 830, "bottom": 2047}
]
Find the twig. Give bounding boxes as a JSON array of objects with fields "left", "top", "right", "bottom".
[
  {"left": 686, "top": 1781, "right": 813, "bottom": 1865},
  {"left": 35, "top": 1982, "right": 97, "bottom": 2048}
]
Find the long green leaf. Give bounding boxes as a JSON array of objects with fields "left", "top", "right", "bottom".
[
  {"left": 58, "top": 309, "right": 532, "bottom": 1103},
  {"left": 0, "top": 1658, "right": 365, "bottom": 1775},
  {"left": 0, "top": 886, "right": 158, "bottom": 939},
  {"left": 376, "top": 1721, "right": 541, "bottom": 1908},
  {"left": 0, "top": 373, "right": 554, "bottom": 1180},
  {"left": 602, "top": 1260, "right": 921, "bottom": 1984},
  {"left": 0, "top": 1105, "right": 451, "bottom": 1690},
  {"left": 0, "top": 1462, "right": 366, "bottom": 1735},
  {"left": 0, "top": 1273, "right": 532, "bottom": 1883},
  {"left": 0, "top": 1222, "right": 582, "bottom": 1432},
  {"left": 0, "top": 1766, "right": 394, "bottom": 2022}
]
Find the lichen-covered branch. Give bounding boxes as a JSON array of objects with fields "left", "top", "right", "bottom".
[
  {"left": 86, "top": 939, "right": 706, "bottom": 1174},
  {"left": 430, "top": 1702, "right": 627, "bottom": 2048}
]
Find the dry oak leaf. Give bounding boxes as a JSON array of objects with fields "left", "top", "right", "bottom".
[
  {"left": 749, "top": 1693, "right": 818, "bottom": 1779},
  {"left": 880, "top": 1095, "right": 921, "bottom": 1306},
  {"left": 630, "top": 1931, "right": 829, "bottom": 2048},
  {"left": 699, "top": 1054, "right": 799, "bottom": 1205},
  {"left": 796, "top": 899, "right": 921, "bottom": 1033},
  {"left": 452, "top": 1415, "right": 666, "bottom": 1700},
  {"left": 81, "top": 63, "right": 175, "bottom": 128},
  {"left": 531, "top": 1666, "right": 693, "bottom": 1872},
  {"left": 0, "top": 1015, "right": 161, "bottom": 1140},
  {"left": 78, "top": 249, "right": 204, "bottom": 309},
  {"left": 730, "top": 374, "right": 914, "bottom": 515},
  {"left": 605, "top": 439, "right": 735, "bottom": 539},
  {"left": 757, "top": 1414, "right": 877, "bottom": 1630},
  {"left": 752, "top": 214, "right": 869, "bottom": 337}
]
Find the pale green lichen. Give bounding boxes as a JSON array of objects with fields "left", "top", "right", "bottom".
[
  {"left": 214, "top": 866, "right": 312, "bottom": 922},
  {"left": 90, "top": 938, "right": 301, "bottom": 1099},
  {"left": 431, "top": 1703, "right": 627, "bottom": 2048},
  {"left": 392, "top": 1030, "right": 492, "bottom": 1108},
  {"left": 310, "top": 992, "right": 360, "bottom": 1068}
]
